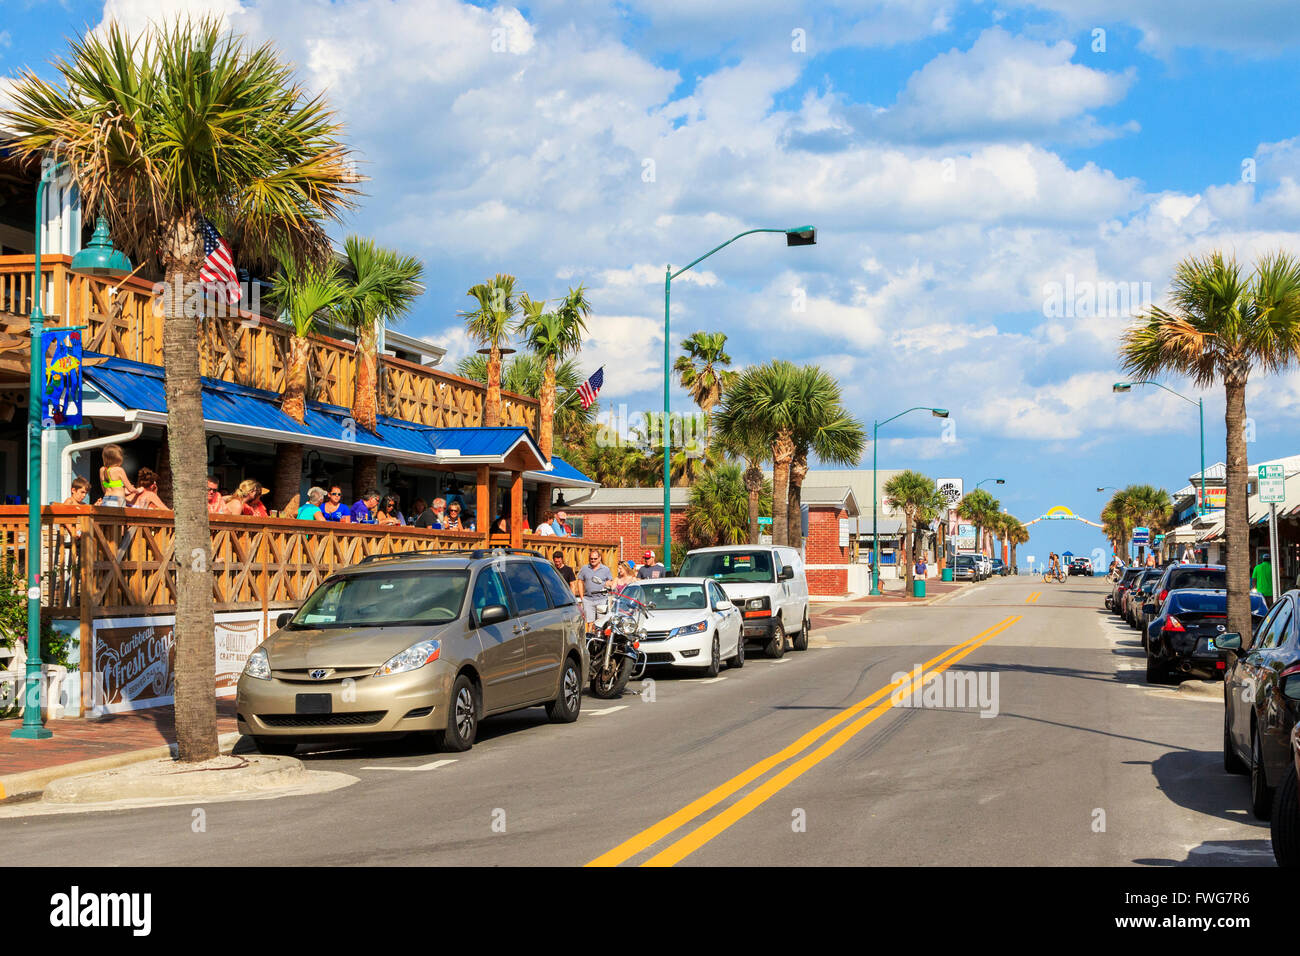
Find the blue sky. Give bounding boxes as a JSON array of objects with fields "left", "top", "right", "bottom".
[{"left": 7, "top": 0, "right": 1300, "bottom": 564}]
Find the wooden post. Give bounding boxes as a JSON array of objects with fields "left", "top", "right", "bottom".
[
  {"left": 476, "top": 465, "right": 490, "bottom": 538},
  {"left": 78, "top": 512, "right": 92, "bottom": 718},
  {"left": 510, "top": 470, "right": 524, "bottom": 549}
]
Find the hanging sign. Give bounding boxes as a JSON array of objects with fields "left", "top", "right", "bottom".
[{"left": 40, "top": 328, "right": 84, "bottom": 428}]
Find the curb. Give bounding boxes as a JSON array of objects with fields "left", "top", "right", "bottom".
[{"left": 0, "top": 731, "right": 242, "bottom": 800}]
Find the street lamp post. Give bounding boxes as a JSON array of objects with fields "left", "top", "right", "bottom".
[
  {"left": 870, "top": 406, "right": 949, "bottom": 596},
  {"left": 976, "top": 478, "right": 1005, "bottom": 488},
  {"left": 13, "top": 164, "right": 132, "bottom": 741},
  {"left": 1113, "top": 381, "right": 1206, "bottom": 514},
  {"left": 662, "top": 226, "right": 816, "bottom": 568}
]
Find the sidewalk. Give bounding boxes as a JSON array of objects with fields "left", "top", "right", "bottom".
[
  {"left": 810, "top": 579, "right": 966, "bottom": 629},
  {"left": 0, "top": 698, "right": 239, "bottom": 796}
]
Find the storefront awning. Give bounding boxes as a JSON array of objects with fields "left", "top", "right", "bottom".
[{"left": 82, "top": 355, "right": 597, "bottom": 484}]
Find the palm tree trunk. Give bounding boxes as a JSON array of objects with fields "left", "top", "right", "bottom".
[
  {"left": 539, "top": 353, "right": 557, "bottom": 460},
  {"left": 1224, "top": 371, "right": 1252, "bottom": 641},
  {"left": 788, "top": 452, "right": 808, "bottom": 550},
  {"left": 744, "top": 461, "right": 763, "bottom": 544},
  {"left": 485, "top": 346, "right": 502, "bottom": 427},
  {"left": 903, "top": 512, "right": 915, "bottom": 596},
  {"left": 771, "top": 430, "right": 794, "bottom": 547},
  {"left": 282, "top": 333, "right": 310, "bottom": 423},
  {"left": 352, "top": 323, "right": 378, "bottom": 433},
  {"left": 162, "top": 228, "right": 218, "bottom": 763}
]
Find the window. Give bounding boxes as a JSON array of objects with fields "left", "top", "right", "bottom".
[
  {"left": 1259, "top": 603, "right": 1293, "bottom": 650},
  {"left": 472, "top": 569, "right": 511, "bottom": 619},
  {"left": 293, "top": 571, "right": 469, "bottom": 628},
  {"left": 536, "top": 560, "right": 576, "bottom": 608},
  {"left": 503, "top": 561, "right": 550, "bottom": 616},
  {"left": 679, "top": 550, "right": 775, "bottom": 583},
  {"left": 568, "top": 517, "right": 584, "bottom": 538},
  {"left": 641, "top": 516, "right": 662, "bottom": 548},
  {"left": 624, "top": 583, "right": 706, "bottom": 610}
]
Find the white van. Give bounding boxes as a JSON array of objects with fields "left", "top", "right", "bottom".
[{"left": 678, "top": 546, "right": 811, "bottom": 658}]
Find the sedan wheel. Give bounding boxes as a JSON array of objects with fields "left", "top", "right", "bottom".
[
  {"left": 1272, "top": 769, "right": 1300, "bottom": 867},
  {"left": 703, "top": 634, "right": 721, "bottom": 678},
  {"left": 1250, "top": 731, "right": 1273, "bottom": 820},
  {"left": 729, "top": 629, "right": 745, "bottom": 669}
]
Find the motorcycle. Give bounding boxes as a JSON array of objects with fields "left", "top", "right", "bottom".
[{"left": 587, "top": 593, "right": 648, "bottom": 699}]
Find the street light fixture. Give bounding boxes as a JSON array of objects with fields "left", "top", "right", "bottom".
[
  {"left": 662, "top": 225, "right": 816, "bottom": 567},
  {"left": 977, "top": 478, "right": 1005, "bottom": 488},
  {"left": 13, "top": 172, "right": 133, "bottom": 741},
  {"left": 870, "top": 406, "right": 948, "bottom": 596},
  {"left": 1113, "top": 379, "right": 1207, "bottom": 515}
]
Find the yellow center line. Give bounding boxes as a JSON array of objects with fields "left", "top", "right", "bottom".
[
  {"left": 585, "top": 615, "right": 1019, "bottom": 868},
  {"left": 640, "top": 614, "right": 1021, "bottom": 867},
  {"left": 1026, "top": 591, "right": 1039, "bottom": 603}
]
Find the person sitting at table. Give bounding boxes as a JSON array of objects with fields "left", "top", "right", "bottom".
[
  {"left": 321, "top": 485, "right": 351, "bottom": 522},
  {"left": 63, "top": 476, "right": 91, "bottom": 506},
  {"left": 297, "top": 486, "right": 328, "bottom": 521},
  {"left": 442, "top": 501, "right": 466, "bottom": 531},
  {"left": 350, "top": 488, "right": 380, "bottom": 524},
  {"left": 225, "top": 479, "right": 266, "bottom": 516},
  {"left": 98, "top": 443, "right": 137, "bottom": 507},
  {"left": 491, "top": 515, "right": 510, "bottom": 535}
]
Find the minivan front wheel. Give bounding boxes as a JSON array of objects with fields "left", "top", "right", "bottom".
[
  {"left": 766, "top": 619, "right": 786, "bottom": 659},
  {"left": 546, "top": 656, "right": 582, "bottom": 723},
  {"left": 438, "top": 675, "right": 479, "bottom": 752}
]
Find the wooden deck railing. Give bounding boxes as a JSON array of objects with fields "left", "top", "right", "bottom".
[
  {"left": 0, "top": 506, "right": 619, "bottom": 621},
  {"left": 0, "top": 255, "right": 538, "bottom": 430}
]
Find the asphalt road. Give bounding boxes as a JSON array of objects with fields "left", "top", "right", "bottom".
[{"left": 1, "top": 576, "right": 1273, "bottom": 866}]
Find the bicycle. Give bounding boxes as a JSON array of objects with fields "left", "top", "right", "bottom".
[{"left": 1042, "top": 567, "right": 1066, "bottom": 583}]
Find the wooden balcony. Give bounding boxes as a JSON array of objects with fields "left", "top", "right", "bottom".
[{"left": 0, "top": 255, "right": 539, "bottom": 430}]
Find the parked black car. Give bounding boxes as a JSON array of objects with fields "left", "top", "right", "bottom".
[
  {"left": 1107, "top": 567, "right": 1142, "bottom": 612},
  {"left": 1221, "top": 590, "right": 1300, "bottom": 820},
  {"left": 1145, "top": 588, "right": 1268, "bottom": 685}
]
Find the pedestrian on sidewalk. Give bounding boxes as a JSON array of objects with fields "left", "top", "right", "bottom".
[{"left": 1252, "top": 552, "right": 1275, "bottom": 608}]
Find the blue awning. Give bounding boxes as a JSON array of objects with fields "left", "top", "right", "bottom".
[{"left": 81, "top": 355, "right": 596, "bottom": 483}]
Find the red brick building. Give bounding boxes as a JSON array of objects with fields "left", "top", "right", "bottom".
[{"left": 555, "top": 485, "right": 859, "bottom": 596}]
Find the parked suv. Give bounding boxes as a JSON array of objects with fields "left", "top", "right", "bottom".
[
  {"left": 679, "top": 546, "right": 810, "bottom": 658},
  {"left": 1068, "top": 557, "right": 1092, "bottom": 576},
  {"left": 237, "top": 549, "right": 587, "bottom": 755}
]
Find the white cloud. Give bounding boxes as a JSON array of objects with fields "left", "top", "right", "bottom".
[{"left": 870, "top": 28, "right": 1135, "bottom": 143}]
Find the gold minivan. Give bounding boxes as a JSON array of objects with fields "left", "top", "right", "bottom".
[{"left": 236, "top": 550, "right": 587, "bottom": 754}]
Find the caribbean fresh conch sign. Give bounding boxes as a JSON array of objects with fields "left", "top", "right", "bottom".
[{"left": 92, "top": 617, "right": 176, "bottom": 715}]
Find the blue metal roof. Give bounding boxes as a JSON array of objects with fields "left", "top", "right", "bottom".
[
  {"left": 82, "top": 355, "right": 569, "bottom": 472},
  {"left": 541, "top": 455, "right": 598, "bottom": 486}
]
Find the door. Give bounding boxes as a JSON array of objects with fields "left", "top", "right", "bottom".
[
  {"left": 710, "top": 581, "right": 740, "bottom": 658},
  {"left": 501, "top": 559, "right": 564, "bottom": 703},
  {"left": 471, "top": 568, "right": 529, "bottom": 712},
  {"left": 1254, "top": 598, "right": 1294, "bottom": 777}
]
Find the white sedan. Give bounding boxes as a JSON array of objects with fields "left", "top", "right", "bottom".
[{"left": 621, "top": 577, "right": 744, "bottom": 676}]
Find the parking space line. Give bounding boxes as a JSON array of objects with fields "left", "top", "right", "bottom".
[
  {"left": 361, "top": 758, "right": 458, "bottom": 772},
  {"left": 585, "top": 706, "right": 628, "bottom": 716},
  {"left": 697, "top": 677, "right": 728, "bottom": 684}
]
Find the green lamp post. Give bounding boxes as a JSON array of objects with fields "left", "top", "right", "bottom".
[
  {"left": 870, "top": 406, "right": 948, "bottom": 596},
  {"left": 1113, "top": 380, "right": 1206, "bottom": 514},
  {"left": 662, "top": 226, "right": 816, "bottom": 568},
  {"left": 13, "top": 166, "right": 133, "bottom": 740}
]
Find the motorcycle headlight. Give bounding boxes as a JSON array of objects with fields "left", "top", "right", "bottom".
[
  {"left": 670, "top": 621, "right": 708, "bottom": 638},
  {"left": 613, "top": 613, "right": 637, "bottom": 635},
  {"left": 375, "top": 639, "right": 442, "bottom": 677},
  {"left": 243, "top": 648, "right": 271, "bottom": 681}
]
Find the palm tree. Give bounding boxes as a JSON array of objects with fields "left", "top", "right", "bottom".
[
  {"left": 673, "top": 331, "right": 736, "bottom": 453},
  {"left": 786, "top": 365, "right": 867, "bottom": 549},
  {"left": 339, "top": 235, "right": 423, "bottom": 433},
  {"left": 462, "top": 274, "right": 520, "bottom": 427},
  {"left": 1120, "top": 250, "right": 1300, "bottom": 639},
  {"left": 456, "top": 351, "right": 596, "bottom": 447},
  {"left": 268, "top": 251, "right": 346, "bottom": 511},
  {"left": 519, "top": 286, "right": 590, "bottom": 461},
  {"left": 682, "top": 462, "right": 760, "bottom": 549},
  {"left": 1005, "top": 516, "right": 1029, "bottom": 571},
  {"left": 634, "top": 411, "right": 718, "bottom": 486},
  {"left": 958, "top": 488, "right": 1000, "bottom": 559},
  {"left": 3, "top": 18, "right": 357, "bottom": 761},
  {"left": 884, "top": 470, "right": 944, "bottom": 596},
  {"left": 717, "top": 422, "right": 771, "bottom": 544}
]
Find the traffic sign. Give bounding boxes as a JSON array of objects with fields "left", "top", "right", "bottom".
[
  {"left": 1259, "top": 464, "right": 1286, "bottom": 504},
  {"left": 1132, "top": 526, "right": 1149, "bottom": 546}
]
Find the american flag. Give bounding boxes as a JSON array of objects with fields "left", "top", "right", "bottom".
[
  {"left": 199, "top": 217, "right": 242, "bottom": 304},
  {"left": 578, "top": 367, "right": 604, "bottom": 410}
]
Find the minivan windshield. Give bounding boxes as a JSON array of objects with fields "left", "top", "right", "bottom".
[
  {"left": 291, "top": 570, "right": 470, "bottom": 628},
  {"left": 679, "top": 550, "right": 775, "bottom": 583}
]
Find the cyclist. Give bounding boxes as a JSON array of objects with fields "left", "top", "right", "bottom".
[{"left": 1047, "top": 552, "right": 1064, "bottom": 582}]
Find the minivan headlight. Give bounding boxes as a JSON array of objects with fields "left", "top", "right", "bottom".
[
  {"left": 243, "top": 648, "right": 271, "bottom": 681},
  {"left": 375, "top": 640, "right": 442, "bottom": 677}
]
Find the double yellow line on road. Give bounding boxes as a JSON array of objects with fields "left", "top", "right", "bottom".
[
  {"left": 587, "top": 614, "right": 1021, "bottom": 867},
  {"left": 1026, "top": 591, "right": 1041, "bottom": 603}
]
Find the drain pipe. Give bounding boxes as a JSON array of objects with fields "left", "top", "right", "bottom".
[{"left": 60, "top": 410, "right": 143, "bottom": 498}]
